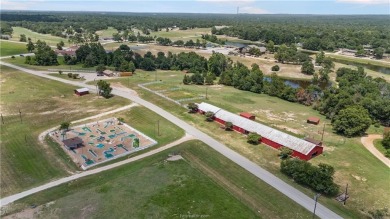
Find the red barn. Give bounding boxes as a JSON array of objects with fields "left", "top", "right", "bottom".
[
  {"left": 307, "top": 117, "right": 320, "bottom": 125},
  {"left": 240, "top": 112, "right": 255, "bottom": 120},
  {"left": 197, "top": 102, "right": 323, "bottom": 160},
  {"left": 74, "top": 88, "right": 89, "bottom": 96}
]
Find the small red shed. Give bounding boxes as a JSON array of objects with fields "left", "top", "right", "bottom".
[
  {"left": 307, "top": 117, "right": 320, "bottom": 125},
  {"left": 74, "top": 88, "right": 89, "bottom": 96},
  {"left": 240, "top": 112, "right": 255, "bottom": 120}
]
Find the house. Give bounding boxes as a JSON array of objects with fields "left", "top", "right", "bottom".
[
  {"left": 74, "top": 88, "right": 89, "bottom": 96},
  {"left": 197, "top": 102, "right": 323, "bottom": 160},
  {"left": 240, "top": 112, "right": 255, "bottom": 120},
  {"left": 63, "top": 137, "right": 83, "bottom": 150},
  {"left": 55, "top": 45, "right": 79, "bottom": 56},
  {"left": 307, "top": 117, "right": 320, "bottom": 125}
]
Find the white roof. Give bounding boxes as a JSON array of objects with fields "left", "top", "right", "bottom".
[
  {"left": 197, "top": 102, "right": 318, "bottom": 155},
  {"left": 75, "top": 88, "right": 89, "bottom": 93}
]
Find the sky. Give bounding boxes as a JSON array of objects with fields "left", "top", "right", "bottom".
[{"left": 1, "top": 0, "right": 389, "bottom": 14}]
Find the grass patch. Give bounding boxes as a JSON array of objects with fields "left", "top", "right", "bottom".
[
  {"left": 328, "top": 53, "right": 390, "bottom": 69},
  {"left": 48, "top": 73, "right": 86, "bottom": 81},
  {"left": 95, "top": 27, "right": 118, "bottom": 38},
  {"left": 374, "top": 139, "right": 388, "bottom": 157},
  {"left": 10, "top": 27, "right": 68, "bottom": 46},
  {"left": 151, "top": 28, "right": 210, "bottom": 41},
  {"left": 0, "top": 66, "right": 130, "bottom": 196},
  {"left": 0, "top": 40, "right": 27, "bottom": 57},
  {"left": 4, "top": 140, "right": 314, "bottom": 219}
]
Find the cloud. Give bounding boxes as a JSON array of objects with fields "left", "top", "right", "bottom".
[
  {"left": 336, "top": 0, "right": 389, "bottom": 4},
  {"left": 1, "top": 0, "right": 33, "bottom": 10},
  {"left": 239, "top": 6, "right": 270, "bottom": 14}
]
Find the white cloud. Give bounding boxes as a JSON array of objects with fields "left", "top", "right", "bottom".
[
  {"left": 1, "top": 0, "right": 31, "bottom": 10},
  {"left": 336, "top": 0, "right": 389, "bottom": 4},
  {"left": 239, "top": 6, "right": 270, "bottom": 14}
]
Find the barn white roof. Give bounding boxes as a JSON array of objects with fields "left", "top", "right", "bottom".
[
  {"left": 197, "top": 102, "right": 318, "bottom": 155},
  {"left": 75, "top": 88, "right": 89, "bottom": 93}
]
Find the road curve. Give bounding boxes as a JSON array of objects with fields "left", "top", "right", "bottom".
[
  {"left": 0, "top": 61, "right": 342, "bottom": 219},
  {"left": 361, "top": 134, "right": 390, "bottom": 168}
]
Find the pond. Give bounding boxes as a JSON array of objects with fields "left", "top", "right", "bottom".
[
  {"left": 331, "top": 58, "right": 390, "bottom": 75},
  {"left": 264, "top": 77, "right": 329, "bottom": 90}
]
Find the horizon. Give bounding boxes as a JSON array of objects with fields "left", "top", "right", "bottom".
[{"left": 1, "top": 0, "right": 389, "bottom": 15}]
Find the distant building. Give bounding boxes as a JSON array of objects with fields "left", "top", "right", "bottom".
[
  {"left": 63, "top": 137, "right": 83, "bottom": 150},
  {"left": 74, "top": 88, "right": 89, "bottom": 96},
  {"left": 240, "top": 112, "right": 255, "bottom": 120},
  {"left": 55, "top": 45, "right": 79, "bottom": 56}
]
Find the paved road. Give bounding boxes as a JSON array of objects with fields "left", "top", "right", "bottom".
[
  {"left": 361, "top": 134, "right": 390, "bottom": 168},
  {"left": 0, "top": 61, "right": 343, "bottom": 219},
  {"left": 0, "top": 133, "right": 195, "bottom": 207}
]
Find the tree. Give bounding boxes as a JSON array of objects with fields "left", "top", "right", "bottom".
[
  {"left": 26, "top": 40, "right": 35, "bottom": 52},
  {"left": 319, "top": 67, "right": 330, "bottom": 83},
  {"left": 140, "top": 58, "right": 156, "bottom": 71},
  {"left": 56, "top": 43, "right": 63, "bottom": 50},
  {"left": 58, "top": 70, "right": 63, "bottom": 75},
  {"left": 205, "top": 73, "right": 214, "bottom": 85},
  {"left": 356, "top": 45, "right": 366, "bottom": 57},
  {"left": 97, "top": 80, "right": 112, "bottom": 98},
  {"left": 279, "top": 147, "right": 293, "bottom": 159},
  {"left": 382, "top": 132, "right": 390, "bottom": 149},
  {"left": 301, "top": 61, "right": 315, "bottom": 75},
  {"left": 266, "top": 40, "right": 275, "bottom": 53},
  {"left": 60, "top": 122, "right": 71, "bottom": 131},
  {"left": 113, "top": 33, "right": 122, "bottom": 42},
  {"left": 247, "top": 133, "right": 261, "bottom": 145},
  {"left": 183, "top": 74, "right": 191, "bottom": 85},
  {"left": 315, "top": 50, "right": 325, "bottom": 65},
  {"left": 96, "top": 64, "right": 106, "bottom": 73},
  {"left": 187, "top": 103, "right": 198, "bottom": 113},
  {"left": 20, "top": 34, "right": 27, "bottom": 42},
  {"left": 128, "top": 61, "right": 136, "bottom": 73},
  {"left": 225, "top": 121, "right": 233, "bottom": 131},
  {"left": 271, "top": 65, "right": 280, "bottom": 71},
  {"left": 67, "top": 73, "right": 73, "bottom": 78},
  {"left": 117, "top": 117, "right": 125, "bottom": 124},
  {"left": 374, "top": 47, "right": 384, "bottom": 59},
  {"left": 332, "top": 105, "right": 372, "bottom": 137},
  {"left": 205, "top": 111, "right": 214, "bottom": 122}
]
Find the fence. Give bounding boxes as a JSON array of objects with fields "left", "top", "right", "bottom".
[{"left": 48, "top": 69, "right": 96, "bottom": 73}]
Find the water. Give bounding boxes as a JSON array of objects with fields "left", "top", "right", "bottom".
[
  {"left": 331, "top": 58, "right": 390, "bottom": 75},
  {"left": 264, "top": 77, "right": 329, "bottom": 90},
  {"left": 225, "top": 41, "right": 263, "bottom": 48}
]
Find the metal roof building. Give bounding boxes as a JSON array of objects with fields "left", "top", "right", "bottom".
[{"left": 197, "top": 102, "right": 322, "bottom": 159}]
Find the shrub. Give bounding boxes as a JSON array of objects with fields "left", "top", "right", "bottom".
[
  {"left": 271, "top": 65, "right": 280, "bottom": 71},
  {"left": 11, "top": 55, "right": 15, "bottom": 59},
  {"left": 247, "top": 133, "right": 261, "bottom": 145},
  {"left": 72, "top": 73, "right": 79, "bottom": 79},
  {"left": 225, "top": 122, "right": 233, "bottom": 131},
  {"left": 187, "top": 103, "right": 198, "bottom": 113},
  {"left": 205, "top": 111, "right": 214, "bottom": 122},
  {"left": 279, "top": 147, "right": 293, "bottom": 159},
  {"left": 59, "top": 70, "right": 63, "bottom": 75},
  {"left": 67, "top": 73, "right": 73, "bottom": 78},
  {"left": 382, "top": 132, "right": 390, "bottom": 149}
]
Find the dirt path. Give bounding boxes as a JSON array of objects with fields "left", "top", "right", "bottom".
[{"left": 361, "top": 134, "right": 390, "bottom": 168}]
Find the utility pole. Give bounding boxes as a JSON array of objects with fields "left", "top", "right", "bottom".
[
  {"left": 19, "top": 109, "right": 22, "bottom": 123},
  {"left": 321, "top": 123, "right": 326, "bottom": 142},
  {"left": 344, "top": 184, "right": 349, "bottom": 205},
  {"left": 312, "top": 193, "right": 321, "bottom": 219}
]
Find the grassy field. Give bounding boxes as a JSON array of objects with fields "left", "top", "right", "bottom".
[
  {"left": 95, "top": 27, "right": 119, "bottom": 38},
  {"left": 0, "top": 65, "right": 132, "bottom": 197},
  {"left": 104, "top": 70, "right": 390, "bottom": 218},
  {"left": 328, "top": 53, "right": 390, "bottom": 68},
  {"left": 373, "top": 139, "right": 387, "bottom": 157},
  {"left": 151, "top": 27, "right": 210, "bottom": 41},
  {"left": 4, "top": 140, "right": 315, "bottom": 219},
  {"left": 0, "top": 40, "right": 27, "bottom": 57},
  {"left": 10, "top": 27, "right": 68, "bottom": 46}
]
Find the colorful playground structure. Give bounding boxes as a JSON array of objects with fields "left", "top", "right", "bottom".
[{"left": 50, "top": 118, "right": 157, "bottom": 170}]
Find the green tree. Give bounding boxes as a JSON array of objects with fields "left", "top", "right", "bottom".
[
  {"left": 301, "top": 61, "right": 314, "bottom": 75},
  {"left": 247, "top": 133, "right": 261, "bottom": 145},
  {"left": 279, "top": 147, "right": 293, "bottom": 159},
  {"left": 128, "top": 61, "right": 136, "bottom": 73},
  {"left": 315, "top": 50, "right": 325, "bottom": 65},
  {"left": 26, "top": 40, "right": 35, "bottom": 52},
  {"left": 266, "top": 40, "right": 275, "bottom": 53},
  {"left": 20, "top": 34, "right": 27, "bottom": 42},
  {"left": 205, "top": 111, "right": 214, "bottom": 122},
  {"left": 117, "top": 117, "right": 125, "bottom": 124},
  {"left": 187, "top": 103, "right": 198, "bottom": 113},
  {"left": 319, "top": 67, "right": 330, "bottom": 83},
  {"left": 271, "top": 65, "right": 280, "bottom": 71},
  {"left": 374, "top": 47, "right": 384, "bottom": 59},
  {"left": 96, "top": 64, "right": 106, "bottom": 73},
  {"left": 208, "top": 52, "right": 227, "bottom": 77},
  {"left": 183, "top": 74, "right": 191, "bottom": 85},
  {"left": 225, "top": 121, "right": 233, "bottom": 131},
  {"left": 356, "top": 45, "right": 366, "bottom": 57},
  {"left": 382, "top": 132, "right": 390, "bottom": 149},
  {"left": 113, "top": 33, "right": 122, "bottom": 42},
  {"left": 97, "top": 80, "right": 113, "bottom": 98},
  {"left": 332, "top": 105, "right": 372, "bottom": 137},
  {"left": 60, "top": 122, "right": 71, "bottom": 131},
  {"left": 205, "top": 73, "right": 214, "bottom": 85}
]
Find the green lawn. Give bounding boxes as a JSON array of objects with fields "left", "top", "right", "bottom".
[
  {"left": 4, "top": 140, "right": 315, "bottom": 219},
  {"left": 104, "top": 70, "right": 390, "bottom": 218},
  {"left": 0, "top": 66, "right": 131, "bottom": 197},
  {"left": 10, "top": 27, "right": 68, "bottom": 46},
  {"left": 95, "top": 27, "right": 119, "bottom": 38},
  {"left": 0, "top": 40, "right": 27, "bottom": 56},
  {"left": 374, "top": 139, "right": 388, "bottom": 157},
  {"left": 328, "top": 53, "right": 390, "bottom": 69},
  {"left": 151, "top": 28, "right": 210, "bottom": 41}
]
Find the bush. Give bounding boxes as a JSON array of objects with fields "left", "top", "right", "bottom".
[
  {"left": 271, "top": 65, "right": 280, "bottom": 71},
  {"left": 280, "top": 159, "right": 339, "bottom": 196},
  {"left": 332, "top": 105, "right": 371, "bottom": 137},
  {"left": 72, "top": 73, "right": 79, "bottom": 79},
  {"left": 225, "top": 122, "right": 233, "bottom": 131},
  {"left": 247, "top": 133, "right": 261, "bottom": 145},
  {"left": 279, "top": 147, "right": 293, "bottom": 159},
  {"left": 382, "top": 132, "right": 390, "bottom": 149},
  {"left": 67, "top": 73, "right": 73, "bottom": 78},
  {"left": 187, "top": 103, "right": 198, "bottom": 113},
  {"left": 59, "top": 70, "right": 63, "bottom": 75},
  {"left": 205, "top": 111, "right": 214, "bottom": 122},
  {"left": 11, "top": 55, "right": 15, "bottom": 59}
]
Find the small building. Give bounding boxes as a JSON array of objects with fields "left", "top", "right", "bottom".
[
  {"left": 103, "top": 70, "right": 114, "bottom": 77},
  {"left": 240, "top": 112, "right": 255, "bottom": 120},
  {"left": 63, "top": 137, "right": 83, "bottom": 150},
  {"left": 120, "top": 72, "right": 133, "bottom": 77},
  {"left": 307, "top": 117, "right": 320, "bottom": 125},
  {"left": 74, "top": 88, "right": 89, "bottom": 96}
]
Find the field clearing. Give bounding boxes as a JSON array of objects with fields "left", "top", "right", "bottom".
[
  {"left": 10, "top": 27, "right": 68, "bottom": 46},
  {"left": 4, "top": 140, "right": 315, "bottom": 219},
  {"left": 0, "top": 65, "right": 132, "bottom": 197},
  {"left": 150, "top": 27, "right": 210, "bottom": 41},
  {"left": 328, "top": 53, "right": 390, "bottom": 68},
  {"left": 95, "top": 27, "right": 118, "bottom": 38},
  {"left": 333, "top": 62, "right": 390, "bottom": 82},
  {"left": 105, "top": 71, "right": 390, "bottom": 218},
  {"left": 0, "top": 40, "right": 27, "bottom": 57}
]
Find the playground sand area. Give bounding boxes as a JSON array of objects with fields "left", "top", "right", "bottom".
[{"left": 50, "top": 118, "right": 157, "bottom": 169}]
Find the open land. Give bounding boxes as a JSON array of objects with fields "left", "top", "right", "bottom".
[
  {"left": 2, "top": 140, "right": 314, "bottom": 219},
  {"left": 104, "top": 70, "right": 390, "bottom": 218},
  {"left": 10, "top": 27, "right": 68, "bottom": 46},
  {"left": 0, "top": 41, "right": 27, "bottom": 57}
]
